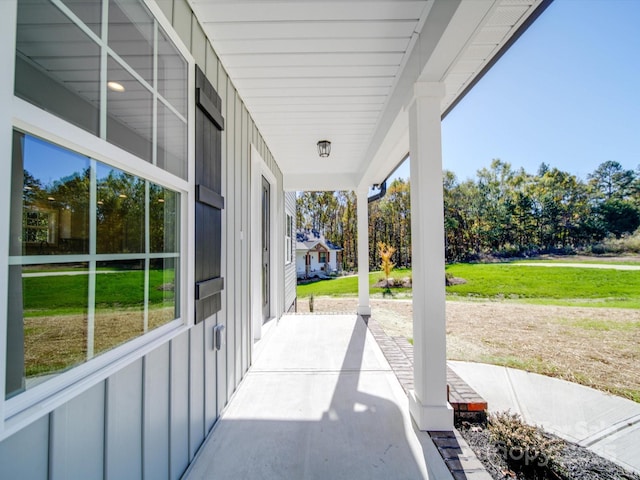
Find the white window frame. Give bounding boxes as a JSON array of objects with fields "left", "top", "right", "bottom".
[
  {"left": 0, "top": 0, "right": 196, "bottom": 440},
  {"left": 285, "top": 214, "right": 293, "bottom": 264}
]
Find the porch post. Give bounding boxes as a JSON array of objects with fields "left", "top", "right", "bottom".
[
  {"left": 356, "top": 186, "right": 371, "bottom": 316},
  {"left": 408, "top": 81, "right": 453, "bottom": 430}
]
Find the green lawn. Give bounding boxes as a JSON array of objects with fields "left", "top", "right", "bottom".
[
  {"left": 297, "top": 264, "right": 640, "bottom": 309},
  {"left": 297, "top": 268, "right": 413, "bottom": 298},
  {"left": 23, "top": 269, "right": 175, "bottom": 316}
]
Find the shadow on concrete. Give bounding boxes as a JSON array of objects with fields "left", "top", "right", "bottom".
[{"left": 183, "top": 315, "right": 449, "bottom": 479}]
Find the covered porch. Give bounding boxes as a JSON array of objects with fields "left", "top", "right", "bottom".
[
  {"left": 183, "top": 314, "right": 456, "bottom": 479},
  {"left": 188, "top": 0, "right": 551, "bottom": 432}
]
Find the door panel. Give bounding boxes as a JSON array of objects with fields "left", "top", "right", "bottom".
[{"left": 261, "top": 176, "right": 270, "bottom": 322}]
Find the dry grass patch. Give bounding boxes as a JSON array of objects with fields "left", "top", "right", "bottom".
[
  {"left": 446, "top": 302, "right": 640, "bottom": 402},
  {"left": 25, "top": 307, "right": 176, "bottom": 379},
  {"left": 295, "top": 296, "right": 640, "bottom": 403}
]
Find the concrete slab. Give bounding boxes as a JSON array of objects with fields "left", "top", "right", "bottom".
[
  {"left": 449, "top": 361, "right": 640, "bottom": 474},
  {"left": 252, "top": 315, "right": 390, "bottom": 373},
  {"left": 447, "top": 362, "right": 522, "bottom": 416},
  {"left": 589, "top": 421, "right": 640, "bottom": 474},
  {"left": 184, "top": 315, "right": 452, "bottom": 480}
]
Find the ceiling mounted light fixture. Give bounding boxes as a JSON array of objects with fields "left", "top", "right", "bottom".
[
  {"left": 107, "top": 81, "right": 125, "bottom": 92},
  {"left": 317, "top": 140, "right": 331, "bottom": 158}
]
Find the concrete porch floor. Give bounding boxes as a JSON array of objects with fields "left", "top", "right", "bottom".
[{"left": 183, "top": 314, "right": 452, "bottom": 479}]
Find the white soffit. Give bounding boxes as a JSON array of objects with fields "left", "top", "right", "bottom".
[{"left": 190, "top": 0, "right": 547, "bottom": 190}]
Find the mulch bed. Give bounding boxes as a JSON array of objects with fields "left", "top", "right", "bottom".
[{"left": 458, "top": 423, "right": 640, "bottom": 480}]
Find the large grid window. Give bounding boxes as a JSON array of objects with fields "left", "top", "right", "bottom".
[
  {"left": 7, "top": 0, "right": 188, "bottom": 400},
  {"left": 15, "top": 0, "right": 188, "bottom": 179},
  {"left": 6, "top": 131, "right": 180, "bottom": 398}
]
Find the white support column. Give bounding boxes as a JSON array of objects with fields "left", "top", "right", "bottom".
[
  {"left": 408, "top": 82, "right": 454, "bottom": 430},
  {"left": 356, "top": 186, "right": 371, "bottom": 316}
]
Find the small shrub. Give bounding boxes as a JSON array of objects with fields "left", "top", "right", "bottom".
[
  {"left": 489, "top": 411, "right": 564, "bottom": 476},
  {"left": 601, "top": 228, "right": 640, "bottom": 254},
  {"left": 377, "top": 242, "right": 396, "bottom": 288}
]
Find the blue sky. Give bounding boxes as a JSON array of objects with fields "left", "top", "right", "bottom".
[{"left": 392, "top": 0, "right": 640, "bottom": 183}]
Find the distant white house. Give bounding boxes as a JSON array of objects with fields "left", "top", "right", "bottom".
[{"left": 296, "top": 230, "right": 342, "bottom": 278}]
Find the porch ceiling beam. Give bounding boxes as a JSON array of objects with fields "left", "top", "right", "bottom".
[
  {"left": 283, "top": 172, "right": 359, "bottom": 192},
  {"left": 356, "top": 0, "right": 501, "bottom": 189}
]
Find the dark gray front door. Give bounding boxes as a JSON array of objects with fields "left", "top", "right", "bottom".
[{"left": 262, "top": 176, "right": 270, "bottom": 322}]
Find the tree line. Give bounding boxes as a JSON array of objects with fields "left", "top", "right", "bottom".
[{"left": 296, "top": 159, "right": 640, "bottom": 268}]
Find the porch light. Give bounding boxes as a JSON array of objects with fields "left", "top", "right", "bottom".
[
  {"left": 317, "top": 140, "right": 331, "bottom": 158},
  {"left": 107, "top": 81, "right": 125, "bottom": 92}
]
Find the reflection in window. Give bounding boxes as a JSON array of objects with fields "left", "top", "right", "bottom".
[
  {"left": 150, "top": 184, "right": 179, "bottom": 253},
  {"left": 157, "top": 101, "right": 187, "bottom": 179},
  {"left": 12, "top": 132, "right": 90, "bottom": 256},
  {"left": 20, "top": 264, "right": 89, "bottom": 389},
  {"left": 62, "top": 0, "right": 102, "bottom": 36},
  {"left": 15, "top": 0, "right": 188, "bottom": 179},
  {"left": 15, "top": 0, "right": 100, "bottom": 135},
  {"left": 108, "top": 0, "right": 154, "bottom": 84},
  {"left": 158, "top": 25, "right": 187, "bottom": 117},
  {"left": 7, "top": 132, "right": 181, "bottom": 399},
  {"left": 95, "top": 260, "right": 145, "bottom": 354},
  {"left": 106, "top": 56, "right": 153, "bottom": 163},
  {"left": 149, "top": 258, "right": 178, "bottom": 329},
  {"left": 97, "top": 164, "right": 145, "bottom": 254}
]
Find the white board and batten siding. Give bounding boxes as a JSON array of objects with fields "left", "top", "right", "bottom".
[
  {"left": 285, "top": 191, "right": 297, "bottom": 312},
  {"left": 0, "top": 0, "right": 295, "bottom": 478}
]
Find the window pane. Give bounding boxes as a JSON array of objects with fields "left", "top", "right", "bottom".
[
  {"left": 15, "top": 0, "right": 100, "bottom": 135},
  {"left": 96, "top": 163, "right": 145, "bottom": 254},
  {"left": 106, "top": 56, "right": 153, "bottom": 162},
  {"left": 149, "top": 258, "right": 179, "bottom": 329},
  {"left": 108, "top": 0, "right": 153, "bottom": 84},
  {"left": 12, "top": 132, "right": 90, "bottom": 256},
  {"left": 95, "top": 260, "right": 144, "bottom": 354},
  {"left": 62, "top": 0, "right": 102, "bottom": 36},
  {"left": 6, "top": 263, "right": 90, "bottom": 398},
  {"left": 158, "top": 25, "right": 187, "bottom": 117},
  {"left": 157, "top": 101, "right": 187, "bottom": 179},
  {"left": 150, "top": 183, "right": 179, "bottom": 253}
]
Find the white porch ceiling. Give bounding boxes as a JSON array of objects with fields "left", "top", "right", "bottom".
[{"left": 190, "top": 0, "right": 549, "bottom": 191}]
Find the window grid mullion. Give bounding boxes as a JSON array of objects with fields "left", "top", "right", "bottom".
[
  {"left": 144, "top": 181, "right": 150, "bottom": 333},
  {"left": 87, "top": 159, "right": 98, "bottom": 359},
  {"left": 99, "top": 0, "right": 109, "bottom": 140}
]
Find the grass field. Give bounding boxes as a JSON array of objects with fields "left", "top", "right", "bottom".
[
  {"left": 23, "top": 269, "right": 175, "bottom": 316},
  {"left": 297, "top": 268, "right": 413, "bottom": 298},
  {"left": 297, "top": 264, "right": 640, "bottom": 308},
  {"left": 21, "top": 268, "right": 176, "bottom": 378}
]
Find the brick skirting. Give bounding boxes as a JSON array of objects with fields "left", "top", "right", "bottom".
[{"left": 365, "top": 317, "right": 487, "bottom": 424}]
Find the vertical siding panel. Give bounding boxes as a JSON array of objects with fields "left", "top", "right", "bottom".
[
  {"left": 50, "top": 382, "right": 105, "bottom": 480},
  {"left": 205, "top": 44, "right": 218, "bottom": 88},
  {"left": 225, "top": 80, "right": 236, "bottom": 400},
  {"left": 203, "top": 314, "right": 217, "bottom": 432},
  {"left": 242, "top": 106, "right": 250, "bottom": 374},
  {"left": 0, "top": 415, "right": 48, "bottom": 479},
  {"left": 216, "top": 65, "right": 228, "bottom": 414},
  {"left": 155, "top": 0, "right": 173, "bottom": 23},
  {"left": 171, "top": 0, "right": 191, "bottom": 50},
  {"left": 105, "top": 359, "right": 143, "bottom": 480},
  {"left": 234, "top": 94, "right": 243, "bottom": 385},
  {"left": 170, "top": 332, "right": 189, "bottom": 480},
  {"left": 189, "top": 322, "right": 205, "bottom": 459},
  {"left": 190, "top": 16, "right": 206, "bottom": 68},
  {"left": 143, "top": 344, "right": 170, "bottom": 480}
]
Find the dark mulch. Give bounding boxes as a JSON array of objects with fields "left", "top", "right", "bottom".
[{"left": 459, "top": 424, "right": 640, "bottom": 480}]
